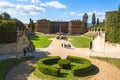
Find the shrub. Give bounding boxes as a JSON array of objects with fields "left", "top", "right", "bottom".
[
  {"left": 67, "top": 56, "right": 92, "bottom": 76},
  {"left": 106, "top": 10, "right": 120, "bottom": 43},
  {"left": 37, "top": 56, "right": 61, "bottom": 76},
  {"left": 58, "top": 59, "right": 70, "bottom": 69},
  {"left": 0, "top": 20, "right": 17, "bottom": 44}
]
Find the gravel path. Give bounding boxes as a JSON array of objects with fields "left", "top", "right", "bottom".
[{"left": 5, "top": 38, "right": 120, "bottom": 80}]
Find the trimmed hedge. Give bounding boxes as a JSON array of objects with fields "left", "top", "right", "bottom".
[
  {"left": 67, "top": 56, "right": 92, "bottom": 76},
  {"left": 37, "top": 56, "right": 61, "bottom": 76},
  {"left": 105, "top": 10, "right": 120, "bottom": 43},
  {"left": 0, "top": 20, "right": 17, "bottom": 44},
  {"left": 58, "top": 59, "right": 70, "bottom": 69},
  {"left": 37, "top": 56, "right": 92, "bottom": 77}
]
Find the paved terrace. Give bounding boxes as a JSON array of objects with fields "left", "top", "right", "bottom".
[{"left": 2, "top": 38, "right": 120, "bottom": 80}]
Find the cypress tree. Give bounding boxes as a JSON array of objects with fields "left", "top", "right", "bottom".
[
  {"left": 97, "top": 18, "right": 99, "bottom": 25},
  {"left": 81, "top": 13, "right": 88, "bottom": 33},
  {"left": 92, "top": 13, "right": 96, "bottom": 25},
  {"left": 28, "top": 18, "right": 35, "bottom": 32}
]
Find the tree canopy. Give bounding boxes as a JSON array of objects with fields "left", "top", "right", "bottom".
[
  {"left": 97, "top": 18, "right": 99, "bottom": 25},
  {"left": 81, "top": 13, "right": 88, "bottom": 34},
  {"left": 92, "top": 13, "right": 96, "bottom": 25},
  {"left": 12, "top": 18, "right": 25, "bottom": 30},
  {"left": 1, "top": 12, "right": 11, "bottom": 20},
  {"left": 28, "top": 18, "right": 35, "bottom": 32}
]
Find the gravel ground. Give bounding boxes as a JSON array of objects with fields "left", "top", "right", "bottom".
[{"left": 5, "top": 38, "right": 120, "bottom": 80}]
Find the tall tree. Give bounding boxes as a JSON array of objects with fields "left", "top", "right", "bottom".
[
  {"left": 97, "top": 18, "right": 99, "bottom": 25},
  {"left": 81, "top": 13, "right": 88, "bottom": 33},
  {"left": 92, "top": 13, "right": 96, "bottom": 25},
  {"left": 119, "top": 4, "right": 120, "bottom": 10},
  {"left": 1, "top": 12, "right": 11, "bottom": 20},
  {"left": 82, "top": 13, "right": 88, "bottom": 23},
  {"left": 0, "top": 15, "right": 2, "bottom": 19},
  {"left": 28, "top": 18, "right": 35, "bottom": 32}
]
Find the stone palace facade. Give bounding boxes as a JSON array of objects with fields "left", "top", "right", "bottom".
[{"left": 34, "top": 19, "right": 82, "bottom": 34}]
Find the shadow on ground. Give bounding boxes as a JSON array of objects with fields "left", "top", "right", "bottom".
[
  {"left": 77, "top": 64, "right": 99, "bottom": 77},
  {"left": 4, "top": 51, "right": 51, "bottom": 80}
]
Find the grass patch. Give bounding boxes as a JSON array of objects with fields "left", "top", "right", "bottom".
[
  {"left": 94, "top": 57, "right": 120, "bottom": 69},
  {"left": 30, "top": 35, "right": 55, "bottom": 48},
  {"left": 33, "top": 62, "right": 93, "bottom": 80},
  {"left": 0, "top": 57, "right": 34, "bottom": 80},
  {"left": 68, "top": 36, "right": 92, "bottom": 48},
  {"left": 83, "top": 34, "right": 93, "bottom": 38}
]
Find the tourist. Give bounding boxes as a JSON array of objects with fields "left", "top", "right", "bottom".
[
  {"left": 89, "top": 41, "right": 93, "bottom": 50},
  {"left": 61, "top": 43, "right": 63, "bottom": 47},
  {"left": 23, "top": 47, "right": 26, "bottom": 56},
  {"left": 68, "top": 44, "right": 71, "bottom": 48},
  {"left": 64, "top": 43, "right": 66, "bottom": 48}
]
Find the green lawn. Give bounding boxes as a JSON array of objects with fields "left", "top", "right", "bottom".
[
  {"left": 30, "top": 35, "right": 55, "bottom": 48},
  {"left": 69, "top": 36, "right": 92, "bottom": 48},
  {"left": 94, "top": 57, "right": 120, "bottom": 69},
  {"left": 0, "top": 57, "right": 34, "bottom": 80},
  {"left": 33, "top": 62, "right": 93, "bottom": 80}
]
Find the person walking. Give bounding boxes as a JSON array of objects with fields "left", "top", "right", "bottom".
[
  {"left": 89, "top": 41, "right": 93, "bottom": 50},
  {"left": 23, "top": 47, "right": 26, "bottom": 56},
  {"left": 61, "top": 43, "right": 63, "bottom": 47}
]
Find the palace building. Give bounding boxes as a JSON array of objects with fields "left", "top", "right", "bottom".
[{"left": 34, "top": 19, "right": 82, "bottom": 34}]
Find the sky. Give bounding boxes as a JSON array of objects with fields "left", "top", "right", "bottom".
[{"left": 0, "top": 0, "right": 120, "bottom": 23}]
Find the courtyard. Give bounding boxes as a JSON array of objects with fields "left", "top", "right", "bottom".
[
  {"left": 0, "top": 0, "right": 120, "bottom": 80},
  {"left": 1, "top": 34, "right": 120, "bottom": 80}
]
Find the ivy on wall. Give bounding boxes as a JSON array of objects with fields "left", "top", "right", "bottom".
[
  {"left": 0, "top": 20, "right": 17, "bottom": 44},
  {"left": 105, "top": 10, "right": 120, "bottom": 43}
]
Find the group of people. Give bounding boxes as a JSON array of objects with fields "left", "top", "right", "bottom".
[
  {"left": 23, "top": 45, "right": 35, "bottom": 56},
  {"left": 61, "top": 43, "right": 71, "bottom": 48}
]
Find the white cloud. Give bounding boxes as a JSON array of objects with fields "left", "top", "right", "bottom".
[
  {"left": 63, "top": 12, "right": 68, "bottom": 15},
  {"left": 63, "top": 11, "right": 105, "bottom": 22},
  {"left": 41, "top": 1, "right": 67, "bottom": 9},
  {"left": 17, "top": 0, "right": 29, "bottom": 2},
  {"left": 0, "top": 1, "right": 45, "bottom": 15},
  {"left": 69, "top": 11, "right": 76, "bottom": 15},
  {"left": 31, "top": 0, "right": 40, "bottom": 3},
  {"left": 17, "top": 0, "right": 40, "bottom": 3}
]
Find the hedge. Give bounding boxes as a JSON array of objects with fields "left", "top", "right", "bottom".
[
  {"left": 58, "top": 59, "right": 70, "bottom": 69},
  {"left": 0, "top": 20, "right": 17, "bottom": 44},
  {"left": 37, "top": 56, "right": 92, "bottom": 76},
  {"left": 67, "top": 56, "right": 92, "bottom": 76},
  {"left": 105, "top": 10, "right": 120, "bottom": 43},
  {"left": 37, "top": 56, "right": 61, "bottom": 76}
]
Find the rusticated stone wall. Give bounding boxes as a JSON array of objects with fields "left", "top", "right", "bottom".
[{"left": 0, "top": 31, "right": 31, "bottom": 54}]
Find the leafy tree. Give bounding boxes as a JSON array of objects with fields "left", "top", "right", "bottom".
[
  {"left": 0, "top": 15, "right": 2, "bottom": 19},
  {"left": 28, "top": 18, "right": 35, "bottom": 32},
  {"left": 97, "top": 18, "right": 99, "bottom": 25},
  {"left": 12, "top": 18, "right": 25, "bottom": 30},
  {"left": 81, "top": 13, "right": 88, "bottom": 33},
  {"left": 82, "top": 13, "right": 88, "bottom": 23},
  {"left": 119, "top": 4, "right": 120, "bottom": 10},
  {"left": 1, "top": 12, "right": 11, "bottom": 20},
  {"left": 92, "top": 13, "right": 96, "bottom": 25}
]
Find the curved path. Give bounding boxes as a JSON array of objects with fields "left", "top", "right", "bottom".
[{"left": 5, "top": 38, "right": 120, "bottom": 80}]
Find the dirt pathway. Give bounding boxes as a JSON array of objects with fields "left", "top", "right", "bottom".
[
  {"left": 5, "top": 38, "right": 120, "bottom": 80},
  {"left": 39, "top": 38, "right": 120, "bottom": 80}
]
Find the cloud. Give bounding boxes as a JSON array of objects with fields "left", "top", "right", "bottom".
[
  {"left": 63, "top": 12, "right": 68, "bottom": 15},
  {"left": 0, "top": 1, "right": 45, "bottom": 15},
  {"left": 63, "top": 11, "right": 105, "bottom": 22},
  {"left": 17, "top": 0, "right": 29, "bottom": 2},
  {"left": 17, "top": 0, "right": 40, "bottom": 3},
  {"left": 41, "top": 1, "right": 67, "bottom": 9},
  {"left": 69, "top": 11, "right": 76, "bottom": 15},
  {"left": 31, "top": 0, "right": 40, "bottom": 3}
]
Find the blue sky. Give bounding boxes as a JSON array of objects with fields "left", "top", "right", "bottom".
[{"left": 0, "top": 0, "right": 119, "bottom": 23}]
